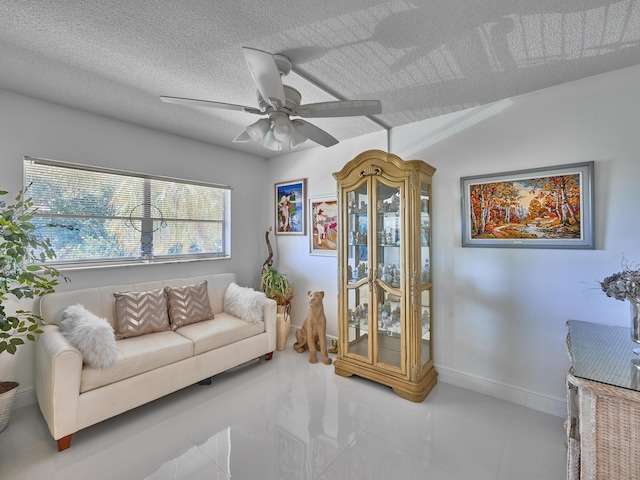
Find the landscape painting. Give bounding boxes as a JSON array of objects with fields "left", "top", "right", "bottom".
[{"left": 461, "top": 162, "right": 594, "bottom": 249}]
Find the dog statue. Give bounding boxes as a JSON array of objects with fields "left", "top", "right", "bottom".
[{"left": 294, "top": 291, "right": 332, "bottom": 365}]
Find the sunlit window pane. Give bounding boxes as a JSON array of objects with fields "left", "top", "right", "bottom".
[{"left": 24, "top": 157, "right": 230, "bottom": 265}]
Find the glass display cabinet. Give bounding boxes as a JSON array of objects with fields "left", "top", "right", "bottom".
[{"left": 333, "top": 149, "right": 436, "bottom": 402}]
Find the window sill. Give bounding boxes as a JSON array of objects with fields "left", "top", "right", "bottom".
[{"left": 53, "top": 255, "right": 231, "bottom": 272}]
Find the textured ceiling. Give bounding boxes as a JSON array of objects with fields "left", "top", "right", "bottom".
[{"left": 1, "top": 0, "right": 640, "bottom": 158}]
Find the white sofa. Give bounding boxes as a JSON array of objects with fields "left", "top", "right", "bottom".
[{"left": 35, "top": 273, "right": 276, "bottom": 451}]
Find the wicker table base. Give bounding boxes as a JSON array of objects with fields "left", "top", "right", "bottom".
[{"left": 567, "top": 373, "right": 640, "bottom": 479}]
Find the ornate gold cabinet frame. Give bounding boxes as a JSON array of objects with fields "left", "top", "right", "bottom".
[{"left": 333, "top": 149, "right": 436, "bottom": 402}]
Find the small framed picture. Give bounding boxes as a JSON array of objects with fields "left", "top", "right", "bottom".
[
  {"left": 308, "top": 195, "right": 338, "bottom": 255},
  {"left": 274, "top": 179, "right": 306, "bottom": 235},
  {"left": 460, "top": 162, "right": 594, "bottom": 249}
]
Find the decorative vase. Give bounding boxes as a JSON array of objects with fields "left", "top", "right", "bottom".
[
  {"left": 631, "top": 301, "right": 640, "bottom": 354},
  {"left": 631, "top": 301, "right": 640, "bottom": 342},
  {"left": 0, "top": 381, "right": 19, "bottom": 433},
  {"left": 276, "top": 305, "right": 291, "bottom": 351}
]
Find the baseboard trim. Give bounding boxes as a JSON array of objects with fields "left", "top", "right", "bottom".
[
  {"left": 324, "top": 334, "right": 567, "bottom": 418},
  {"left": 326, "top": 332, "right": 566, "bottom": 417},
  {"left": 435, "top": 364, "right": 566, "bottom": 418},
  {"left": 14, "top": 387, "right": 37, "bottom": 411}
]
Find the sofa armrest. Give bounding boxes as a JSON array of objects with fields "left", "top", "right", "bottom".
[
  {"left": 35, "top": 324, "right": 83, "bottom": 440},
  {"left": 263, "top": 298, "right": 277, "bottom": 352}
]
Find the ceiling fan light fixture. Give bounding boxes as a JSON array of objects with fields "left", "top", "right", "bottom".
[
  {"left": 261, "top": 130, "right": 283, "bottom": 151},
  {"left": 246, "top": 118, "right": 270, "bottom": 143},
  {"left": 271, "top": 114, "right": 294, "bottom": 142},
  {"left": 289, "top": 122, "right": 307, "bottom": 148}
]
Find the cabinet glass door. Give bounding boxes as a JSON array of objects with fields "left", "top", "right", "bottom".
[
  {"left": 346, "top": 183, "right": 370, "bottom": 360},
  {"left": 420, "top": 181, "right": 431, "bottom": 365},
  {"left": 375, "top": 179, "right": 403, "bottom": 370}
]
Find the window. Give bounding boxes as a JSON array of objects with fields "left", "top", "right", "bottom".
[{"left": 24, "top": 157, "right": 231, "bottom": 266}]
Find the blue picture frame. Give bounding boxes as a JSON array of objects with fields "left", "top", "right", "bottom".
[{"left": 275, "top": 178, "right": 306, "bottom": 235}]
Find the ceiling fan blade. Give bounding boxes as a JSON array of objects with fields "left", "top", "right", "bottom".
[
  {"left": 232, "top": 130, "right": 252, "bottom": 143},
  {"left": 292, "top": 119, "right": 338, "bottom": 148},
  {"left": 242, "top": 47, "right": 286, "bottom": 109},
  {"left": 160, "top": 96, "right": 262, "bottom": 114},
  {"left": 294, "top": 100, "right": 382, "bottom": 118}
]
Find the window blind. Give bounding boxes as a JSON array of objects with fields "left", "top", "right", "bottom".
[{"left": 24, "top": 156, "right": 231, "bottom": 265}]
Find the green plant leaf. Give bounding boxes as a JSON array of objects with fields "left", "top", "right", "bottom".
[{"left": 0, "top": 185, "right": 64, "bottom": 355}]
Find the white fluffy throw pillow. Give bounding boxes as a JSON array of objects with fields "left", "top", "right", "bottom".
[
  {"left": 59, "top": 304, "right": 118, "bottom": 369},
  {"left": 224, "top": 282, "right": 267, "bottom": 324}
]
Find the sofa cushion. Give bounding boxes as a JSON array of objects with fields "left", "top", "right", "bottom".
[
  {"left": 80, "top": 330, "right": 193, "bottom": 393},
  {"left": 165, "top": 281, "right": 214, "bottom": 330},
  {"left": 113, "top": 288, "right": 171, "bottom": 339},
  {"left": 175, "top": 312, "right": 264, "bottom": 356}
]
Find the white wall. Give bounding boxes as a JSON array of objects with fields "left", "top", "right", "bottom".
[
  {"left": 0, "top": 89, "right": 270, "bottom": 403},
  {"left": 268, "top": 64, "right": 640, "bottom": 416},
  {"left": 266, "top": 130, "right": 387, "bottom": 337},
  {"left": 5, "top": 61, "right": 640, "bottom": 416}
]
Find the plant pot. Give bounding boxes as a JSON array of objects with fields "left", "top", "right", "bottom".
[
  {"left": 276, "top": 306, "right": 291, "bottom": 351},
  {"left": 0, "top": 381, "right": 19, "bottom": 433}
]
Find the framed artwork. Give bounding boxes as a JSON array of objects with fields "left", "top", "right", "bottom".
[
  {"left": 461, "top": 161, "right": 594, "bottom": 249},
  {"left": 309, "top": 195, "right": 338, "bottom": 255},
  {"left": 274, "top": 179, "right": 306, "bottom": 235}
]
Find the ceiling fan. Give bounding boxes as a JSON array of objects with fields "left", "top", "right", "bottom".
[{"left": 160, "top": 47, "right": 382, "bottom": 151}]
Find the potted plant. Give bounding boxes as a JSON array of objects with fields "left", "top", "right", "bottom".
[
  {"left": 260, "top": 266, "right": 294, "bottom": 350},
  {"left": 0, "top": 186, "right": 66, "bottom": 432}
]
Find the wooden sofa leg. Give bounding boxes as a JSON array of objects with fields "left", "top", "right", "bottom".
[
  {"left": 197, "top": 377, "right": 212, "bottom": 385},
  {"left": 265, "top": 352, "right": 274, "bottom": 361},
  {"left": 57, "top": 434, "right": 72, "bottom": 452}
]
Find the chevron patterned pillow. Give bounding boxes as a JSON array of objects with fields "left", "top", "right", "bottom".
[
  {"left": 165, "top": 281, "right": 214, "bottom": 330},
  {"left": 113, "top": 288, "right": 171, "bottom": 339}
]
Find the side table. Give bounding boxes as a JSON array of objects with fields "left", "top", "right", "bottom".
[{"left": 566, "top": 320, "right": 640, "bottom": 479}]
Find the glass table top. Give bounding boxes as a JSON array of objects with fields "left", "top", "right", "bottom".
[{"left": 567, "top": 320, "right": 640, "bottom": 392}]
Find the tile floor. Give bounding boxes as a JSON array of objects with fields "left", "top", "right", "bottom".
[{"left": 0, "top": 338, "right": 566, "bottom": 479}]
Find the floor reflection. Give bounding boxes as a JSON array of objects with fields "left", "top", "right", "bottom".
[{"left": 2, "top": 337, "right": 566, "bottom": 480}]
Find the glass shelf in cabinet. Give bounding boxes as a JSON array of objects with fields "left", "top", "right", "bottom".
[{"left": 348, "top": 206, "right": 368, "bottom": 215}]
